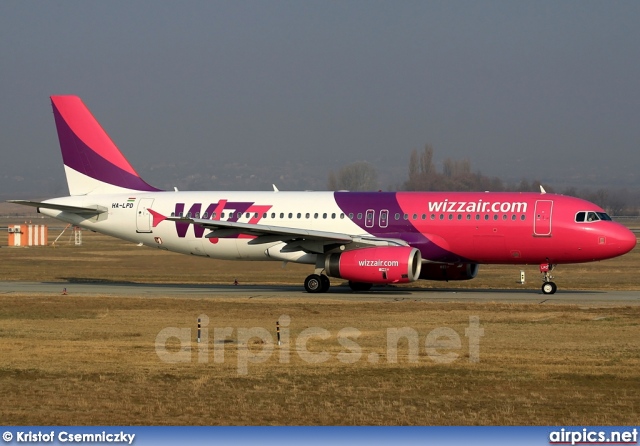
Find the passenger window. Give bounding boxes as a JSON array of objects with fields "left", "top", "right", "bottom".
[
  {"left": 331, "top": 213, "right": 336, "bottom": 219},
  {"left": 439, "top": 214, "right": 444, "bottom": 220},
  {"left": 403, "top": 214, "right": 409, "bottom": 220},
  {"left": 430, "top": 214, "right": 435, "bottom": 220},
  {"left": 297, "top": 213, "right": 301, "bottom": 219},
  {"left": 279, "top": 213, "right": 284, "bottom": 219},
  {"left": 305, "top": 213, "right": 310, "bottom": 219},
  {"left": 448, "top": 214, "right": 453, "bottom": 220},
  {"left": 521, "top": 215, "right": 526, "bottom": 221},
  {"left": 412, "top": 214, "right": 418, "bottom": 220},
  {"left": 422, "top": 214, "right": 426, "bottom": 220},
  {"left": 340, "top": 213, "right": 345, "bottom": 219},
  {"left": 395, "top": 213, "right": 400, "bottom": 220},
  {"left": 357, "top": 213, "right": 363, "bottom": 220},
  {"left": 314, "top": 213, "right": 318, "bottom": 219},
  {"left": 288, "top": 213, "right": 293, "bottom": 219},
  {"left": 348, "top": 213, "right": 354, "bottom": 219},
  {"left": 457, "top": 214, "right": 462, "bottom": 220},
  {"left": 323, "top": 213, "right": 327, "bottom": 219}
]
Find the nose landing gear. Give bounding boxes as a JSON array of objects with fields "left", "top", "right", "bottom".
[{"left": 540, "top": 263, "right": 557, "bottom": 294}]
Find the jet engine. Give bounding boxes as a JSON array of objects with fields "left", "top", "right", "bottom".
[{"left": 324, "top": 246, "right": 422, "bottom": 284}]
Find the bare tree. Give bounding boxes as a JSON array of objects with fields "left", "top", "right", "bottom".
[{"left": 327, "top": 161, "right": 379, "bottom": 191}]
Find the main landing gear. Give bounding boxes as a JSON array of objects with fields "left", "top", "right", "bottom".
[
  {"left": 303, "top": 274, "right": 374, "bottom": 293},
  {"left": 303, "top": 274, "right": 376, "bottom": 293},
  {"left": 540, "top": 263, "right": 557, "bottom": 295},
  {"left": 304, "top": 274, "right": 331, "bottom": 293}
]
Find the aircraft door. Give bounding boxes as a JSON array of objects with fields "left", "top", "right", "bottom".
[
  {"left": 379, "top": 210, "right": 389, "bottom": 228},
  {"left": 533, "top": 200, "right": 553, "bottom": 236},
  {"left": 136, "top": 198, "right": 155, "bottom": 233}
]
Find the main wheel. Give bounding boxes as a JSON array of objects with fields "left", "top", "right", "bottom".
[
  {"left": 541, "top": 281, "right": 557, "bottom": 295},
  {"left": 304, "top": 274, "right": 323, "bottom": 293},
  {"left": 320, "top": 275, "right": 331, "bottom": 293},
  {"left": 349, "top": 281, "right": 373, "bottom": 292}
]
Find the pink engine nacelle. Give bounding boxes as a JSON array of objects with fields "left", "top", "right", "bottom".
[
  {"left": 418, "top": 263, "right": 479, "bottom": 281},
  {"left": 324, "top": 246, "right": 422, "bottom": 284}
]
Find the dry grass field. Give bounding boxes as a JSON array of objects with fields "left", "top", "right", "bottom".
[
  {"left": 0, "top": 214, "right": 639, "bottom": 425},
  {"left": 1, "top": 295, "right": 639, "bottom": 425}
]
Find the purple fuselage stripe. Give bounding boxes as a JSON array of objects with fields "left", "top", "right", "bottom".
[
  {"left": 53, "top": 107, "right": 159, "bottom": 192},
  {"left": 334, "top": 192, "right": 463, "bottom": 262}
]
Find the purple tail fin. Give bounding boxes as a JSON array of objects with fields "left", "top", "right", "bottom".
[{"left": 51, "top": 95, "right": 160, "bottom": 195}]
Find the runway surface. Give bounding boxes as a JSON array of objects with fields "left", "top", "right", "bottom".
[{"left": 0, "top": 281, "right": 638, "bottom": 305}]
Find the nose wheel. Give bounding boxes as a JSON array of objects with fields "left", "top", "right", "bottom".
[
  {"left": 540, "top": 262, "right": 557, "bottom": 294},
  {"left": 542, "top": 281, "right": 557, "bottom": 295}
]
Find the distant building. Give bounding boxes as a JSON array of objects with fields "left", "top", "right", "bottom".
[{"left": 7, "top": 224, "right": 48, "bottom": 247}]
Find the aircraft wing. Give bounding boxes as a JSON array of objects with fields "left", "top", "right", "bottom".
[
  {"left": 149, "top": 209, "right": 408, "bottom": 253},
  {"left": 7, "top": 200, "right": 108, "bottom": 215}
]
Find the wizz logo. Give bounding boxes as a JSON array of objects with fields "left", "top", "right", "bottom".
[{"left": 174, "top": 201, "right": 272, "bottom": 238}]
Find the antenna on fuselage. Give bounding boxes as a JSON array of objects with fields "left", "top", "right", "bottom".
[
  {"left": 272, "top": 184, "right": 279, "bottom": 192},
  {"left": 540, "top": 185, "right": 547, "bottom": 194}
]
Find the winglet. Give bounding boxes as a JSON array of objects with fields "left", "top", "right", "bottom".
[{"left": 148, "top": 209, "right": 167, "bottom": 228}]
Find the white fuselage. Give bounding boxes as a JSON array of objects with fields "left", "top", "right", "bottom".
[{"left": 41, "top": 191, "right": 365, "bottom": 263}]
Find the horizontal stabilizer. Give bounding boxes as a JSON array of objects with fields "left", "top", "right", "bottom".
[{"left": 7, "top": 200, "right": 108, "bottom": 215}]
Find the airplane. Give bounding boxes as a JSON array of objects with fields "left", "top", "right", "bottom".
[{"left": 10, "top": 96, "right": 637, "bottom": 295}]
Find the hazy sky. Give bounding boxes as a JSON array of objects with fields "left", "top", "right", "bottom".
[{"left": 1, "top": 1, "right": 639, "bottom": 194}]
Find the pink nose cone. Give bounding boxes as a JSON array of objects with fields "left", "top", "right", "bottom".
[{"left": 613, "top": 225, "right": 637, "bottom": 256}]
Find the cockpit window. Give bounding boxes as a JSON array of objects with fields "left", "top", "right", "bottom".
[{"left": 576, "top": 211, "right": 612, "bottom": 223}]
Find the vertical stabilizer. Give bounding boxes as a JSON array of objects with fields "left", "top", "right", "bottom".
[{"left": 51, "top": 95, "right": 160, "bottom": 195}]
